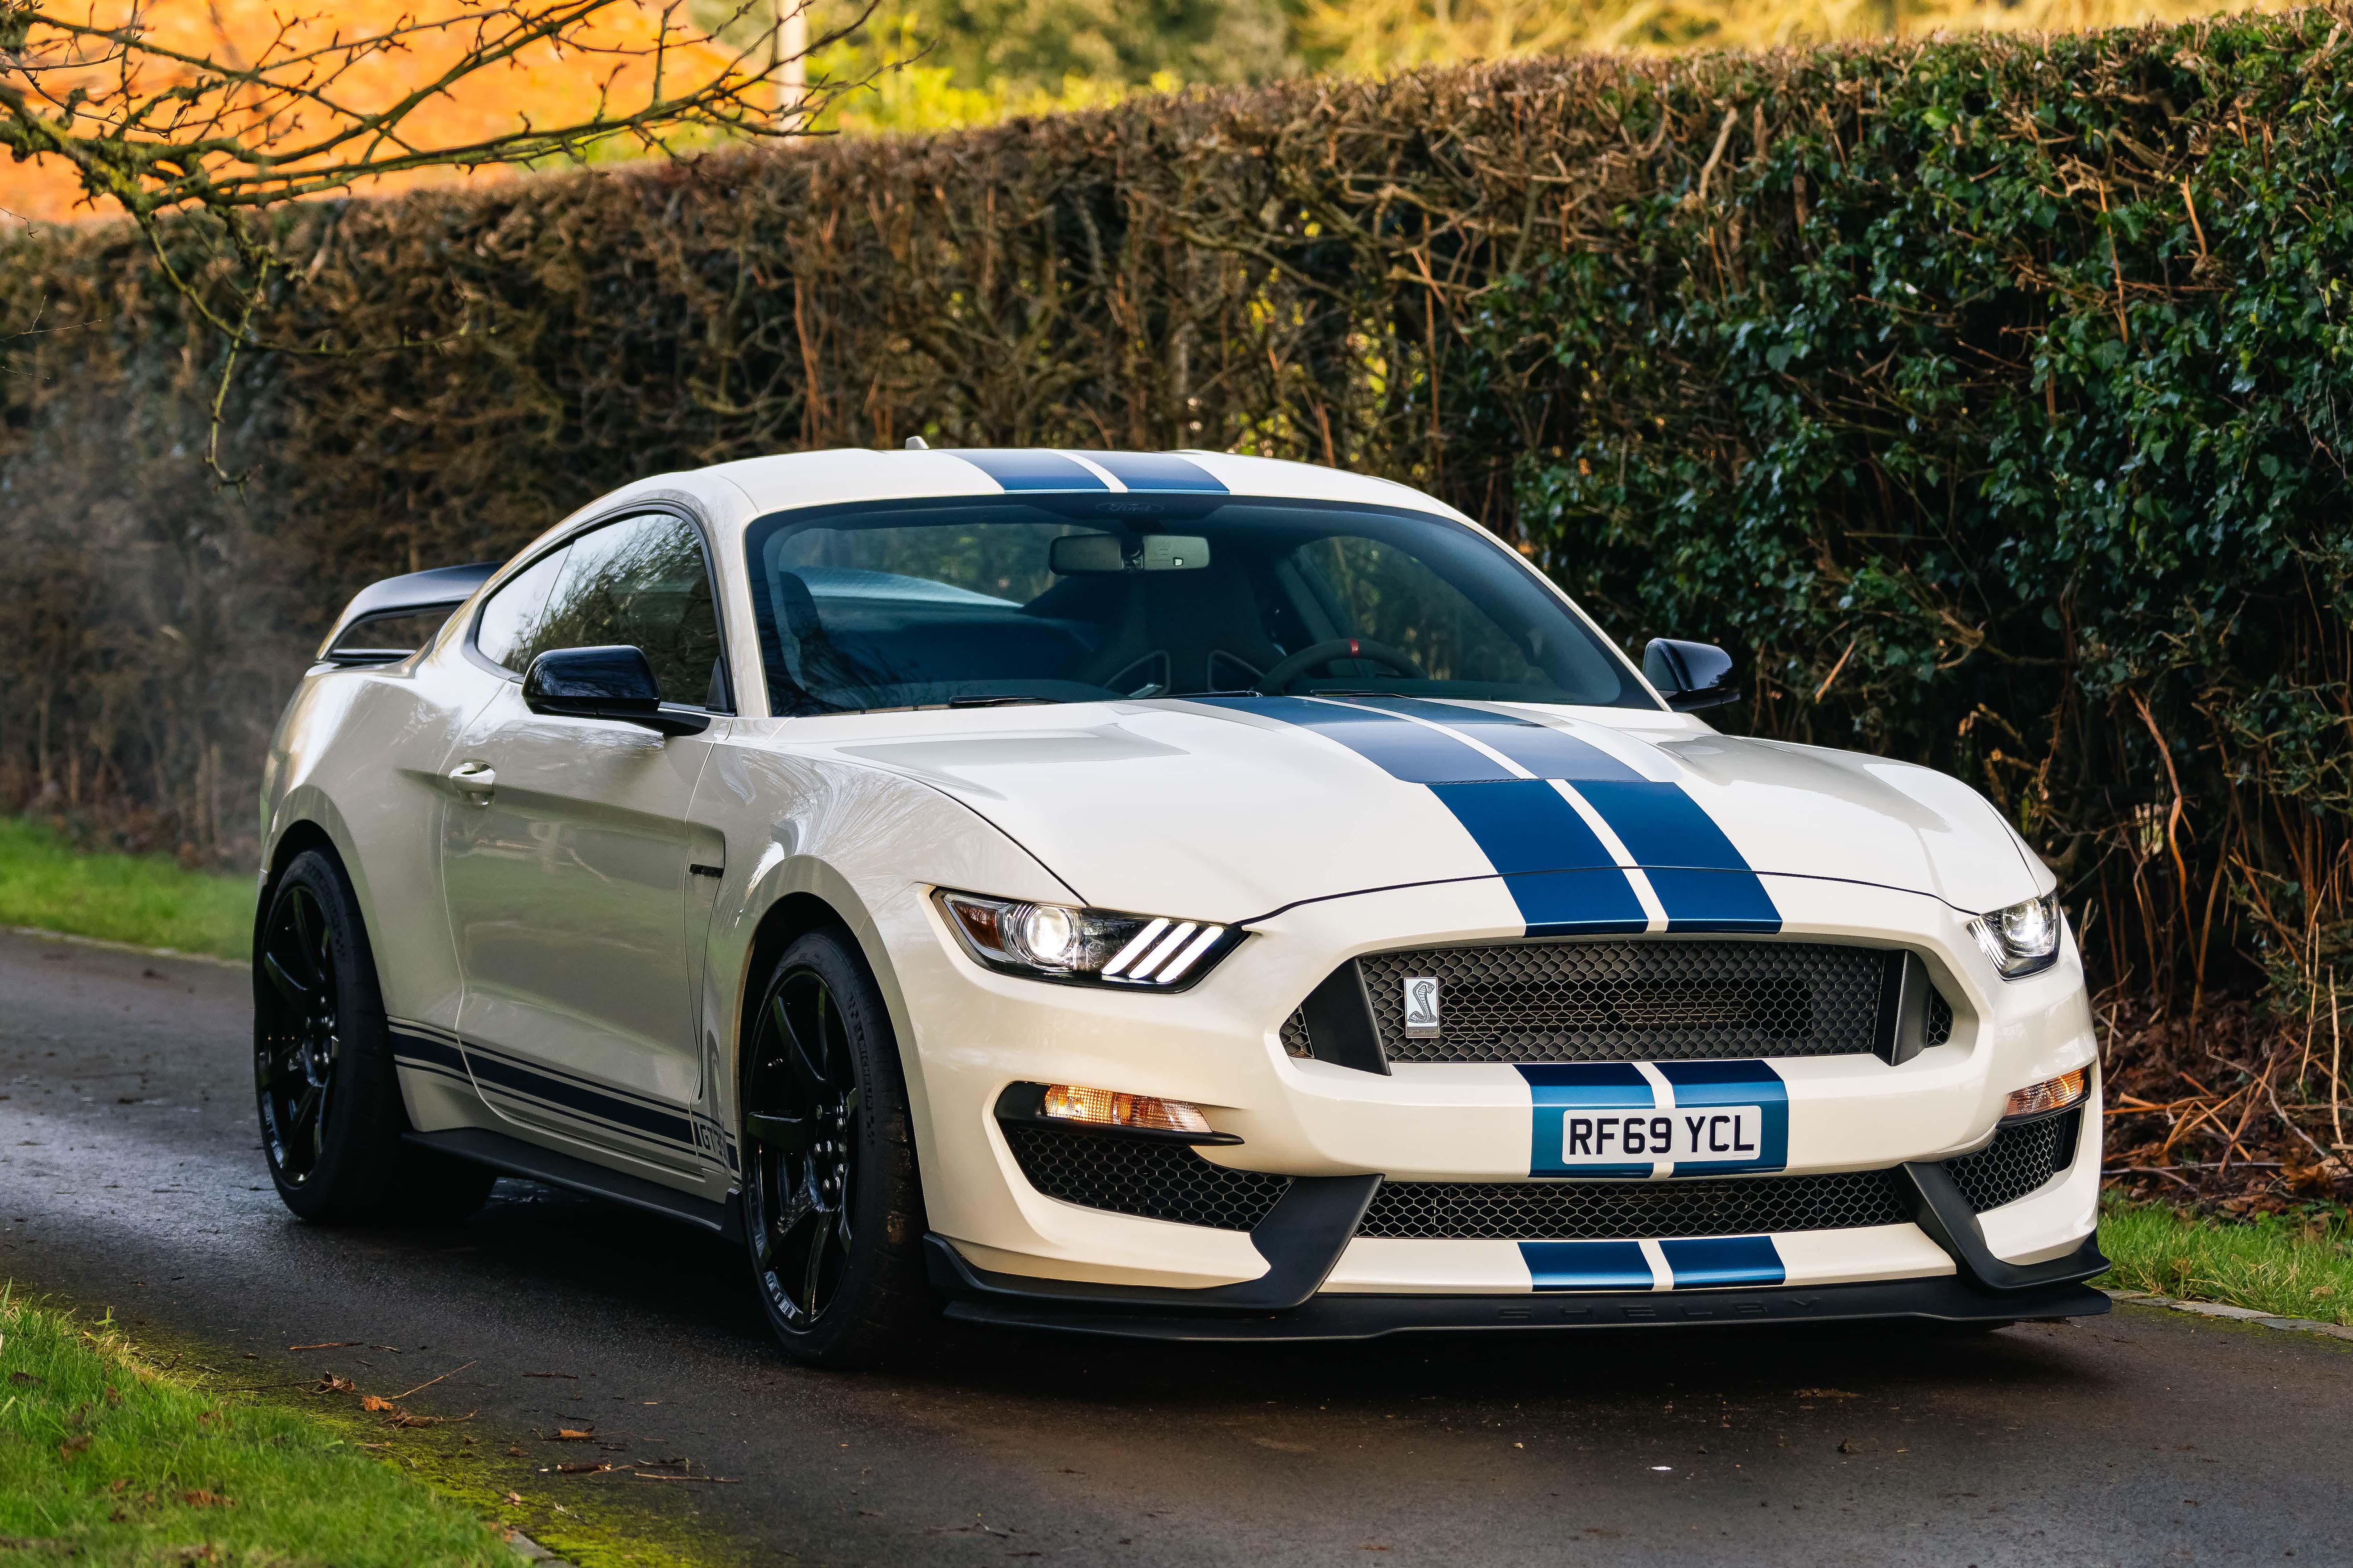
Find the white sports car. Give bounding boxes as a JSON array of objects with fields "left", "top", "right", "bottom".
[{"left": 258, "top": 446, "right": 2107, "bottom": 1364}]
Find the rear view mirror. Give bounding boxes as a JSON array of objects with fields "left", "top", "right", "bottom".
[
  {"left": 1049, "top": 533, "right": 1210, "bottom": 574},
  {"left": 523, "top": 645, "right": 709, "bottom": 736},
  {"left": 1643, "top": 638, "right": 1740, "bottom": 712}
]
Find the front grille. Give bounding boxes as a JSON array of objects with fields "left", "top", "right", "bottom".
[
  {"left": 1357, "top": 940, "right": 1893, "bottom": 1064},
  {"left": 1925, "top": 989, "right": 1954, "bottom": 1048},
  {"left": 1279, "top": 1010, "right": 1314, "bottom": 1059},
  {"left": 1002, "top": 1122, "right": 1289, "bottom": 1231},
  {"left": 1945, "top": 1110, "right": 2079, "bottom": 1212},
  {"left": 1356, "top": 1168, "right": 1911, "bottom": 1240}
]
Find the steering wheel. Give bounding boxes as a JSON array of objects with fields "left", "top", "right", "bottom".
[{"left": 1256, "top": 637, "right": 1429, "bottom": 694}]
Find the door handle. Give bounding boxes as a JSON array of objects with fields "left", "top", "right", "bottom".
[{"left": 447, "top": 761, "right": 496, "bottom": 802}]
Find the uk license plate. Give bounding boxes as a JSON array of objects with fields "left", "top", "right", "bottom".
[{"left": 1557, "top": 1106, "right": 1764, "bottom": 1166}]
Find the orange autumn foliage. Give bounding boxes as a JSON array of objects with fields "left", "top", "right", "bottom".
[{"left": 5, "top": 0, "right": 746, "bottom": 225}]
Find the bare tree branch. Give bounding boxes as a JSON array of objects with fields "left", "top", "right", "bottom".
[{"left": 0, "top": 0, "right": 880, "bottom": 478}]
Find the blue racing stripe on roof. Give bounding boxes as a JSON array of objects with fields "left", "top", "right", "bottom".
[
  {"left": 946, "top": 449, "right": 1109, "bottom": 491},
  {"left": 1357, "top": 698, "right": 1643, "bottom": 782},
  {"left": 1521, "top": 1241, "right": 1655, "bottom": 1292},
  {"left": 1195, "top": 695, "right": 1512, "bottom": 783},
  {"left": 1077, "top": 451, "right": 1227, "bottom": 492},
  {"left": 1659, "top": 1236, "right": 1785, "bottom": 1289}
]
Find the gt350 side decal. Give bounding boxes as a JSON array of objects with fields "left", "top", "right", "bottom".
[{"left": 1194, "top": 695, "right": 1782, "bottom": 936}]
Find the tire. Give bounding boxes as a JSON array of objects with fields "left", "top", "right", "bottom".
[
  {"left": 255, "top": 848, "right": 495, "bottom": 1224},
  {"left": 739, "top": 930, "right": 933, "bottom": 1367}
]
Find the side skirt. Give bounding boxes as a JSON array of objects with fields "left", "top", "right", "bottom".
[{"left": 406, "top": 1126, "right": 742, "bottom": 1243}]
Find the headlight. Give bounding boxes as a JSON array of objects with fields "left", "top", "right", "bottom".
[
  {"left": 1967, "top": 892, "right": 2062, "bottom": 979},
  {"left": 935, "top": 890, "right": 1242, "bottom": 989}
]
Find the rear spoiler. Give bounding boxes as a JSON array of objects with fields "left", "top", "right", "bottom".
[{"left": 316, "top": 561, "right": 499, "bottom": 667}]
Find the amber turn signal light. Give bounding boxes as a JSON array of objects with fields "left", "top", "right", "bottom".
[
  {"left": 1041, "top": 1085, "right": 1212, "bottom": 1136},
  {"left": 2002, "top": 1067, "right": 2089, "bottom": 1121}
]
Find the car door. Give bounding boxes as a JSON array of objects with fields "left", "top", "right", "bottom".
[{"left": 440, "top": 510, "right": 733, "bottom": 1172}]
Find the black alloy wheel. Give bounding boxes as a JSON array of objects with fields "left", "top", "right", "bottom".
[
  {"left": 257, "top": 880, "right": 343, "bottom": 1186},
  {"left": 254, "top": 848, "right": 494, "bottom": 1223},
  {"left": 747, "top": 966, "right": 860, "bottom": 1326},
  {"left": 741, "top": 931, "right": 930, "bottom": 1366}
]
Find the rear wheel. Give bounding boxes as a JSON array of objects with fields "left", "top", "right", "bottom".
[
  {"left": 740, "top": 931, "right": 932, "bottom": 1366},
  {"left": 255, "top": 848, "right": 493, "bottom": 1222}
]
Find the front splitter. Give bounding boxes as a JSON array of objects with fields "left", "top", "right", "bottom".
[{"left": 941, "top": 1273, "right": 2111, "bottom": 1343}]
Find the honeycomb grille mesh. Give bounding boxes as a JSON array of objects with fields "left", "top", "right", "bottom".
[
  {"left": 1002, "top": 1113, "right": 2078, "bottom": 1241},
  {"left": 1003, "top": 1123, "right": 1289, "bottom": 1231},
  {"left": 1357, "top": 941, "right": 1891, "bottom": 1064},
  {"left": 1926, "top": 990, "right": 1955, "bottom": 1048},
  {"left": 1944, "top": 1110, "right": 2078, "bottom": 1212},
  {"left": 1278, "top": 1010, "right": 1314, "bottom": 1059},
  {"left": 1356, "top": 1169, "right": 1912, "bottom": 1240}
]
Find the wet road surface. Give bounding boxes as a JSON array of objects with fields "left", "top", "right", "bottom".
[{"left": 2, "top": 928, "right": 2346, "bottom": 1566}]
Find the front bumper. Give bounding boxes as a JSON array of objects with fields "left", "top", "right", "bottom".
[{"left": 889, "top": 871, "right": 2104, "bottom": 1326}]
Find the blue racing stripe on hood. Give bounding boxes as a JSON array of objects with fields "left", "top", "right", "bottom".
[
  {"left": 1195, "top": 695, "right": 1513, "bottom": 783},
  {"left": 1429, "top": 783, "right": 1647, "bottom": 935},
  {"left": 946, "top": 449, "right": 1109, "bottom": 491},
  {"left": 1359, "top": 698, "right": 1780, "bottom": 933},
  {"left": 1076, "top": 451, "right": 1227, "bottom": 492},
  {"left": 1194, "top": 695, "right": 1644, "bottom": 933},
  {"left": 1357, "top": 697, "right": 1642, "bottom": 782},
  {"left": 1573, "top": 779, "right": 1779, "bottom": 933},
  {"left": 1196, "top": 693, "right": 1778, "bottom": 935}
]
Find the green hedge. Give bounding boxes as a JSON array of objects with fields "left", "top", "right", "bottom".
[{"left": 1, "top": 7, "right": 2345, "bottom": 1018}]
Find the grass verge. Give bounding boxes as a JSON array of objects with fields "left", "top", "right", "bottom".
[
  {"left": 0, "top": 816, "right": 250, "bottom": 960},
  {"left": 0, "top": 1289, "right": 513, "bottom": 1565},
  {"left": 2097, "top": 1196, "right": 2353, "bottom": 1327}
]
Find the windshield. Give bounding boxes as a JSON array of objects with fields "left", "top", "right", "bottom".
[{"left": 744, "top": 497, "right": 1654, "bottom": 715}]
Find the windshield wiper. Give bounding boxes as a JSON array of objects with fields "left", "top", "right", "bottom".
[{"left": 945, "top": 695, "right": 1066, "bottom": 709}]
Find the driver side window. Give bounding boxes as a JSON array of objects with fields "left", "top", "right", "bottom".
[{"left": 474, "top": 515, "right": 729, "bottom": 709}]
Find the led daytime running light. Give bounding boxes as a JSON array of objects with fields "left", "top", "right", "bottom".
[
  {"left": 935, "top": 890, "right": 1237, "bottom": 989},
  {"left": 1968, "top": 892, "right": 2064, "bottom": 980}
]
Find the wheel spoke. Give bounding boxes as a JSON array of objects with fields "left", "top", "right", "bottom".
[
  {"left": 800, "top": 1206, "right": 834, "bottom": 1309},
  {"left": 262, "top": 950, "right": 311, "bottom": 1009},
  {"left": 775, "top": 986, "right": 832, "bottom": 1096},
  {"left": 289, "top": 892, "right": 325, "bottom": 988}
]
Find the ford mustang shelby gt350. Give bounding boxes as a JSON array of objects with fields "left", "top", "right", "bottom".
[{"left": 257, "top": 446, "right": 2106, "bottom": 1364}]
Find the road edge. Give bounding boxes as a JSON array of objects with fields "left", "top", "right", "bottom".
[
  {"left": 2107, "top": 1288, "right": 2353, "bottom": 1343},
  {"left": 5, "top": 922, "right": 247, "bottom": 970}
]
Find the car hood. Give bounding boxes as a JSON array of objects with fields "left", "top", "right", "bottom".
[{"left": 791, "top": 696, "right": 2048, "bottom": 926}]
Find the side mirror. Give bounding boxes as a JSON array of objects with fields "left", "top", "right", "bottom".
[
  {"left": 1643, "top": 638, "right": 1740, "bottom": 712},
  {"left": 523, "top": 645, "right": 710, "bottom": 737}
]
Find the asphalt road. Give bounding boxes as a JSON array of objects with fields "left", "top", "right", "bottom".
[{"left": 2, "top": 928, "right": 2347, "bottom": 1567}]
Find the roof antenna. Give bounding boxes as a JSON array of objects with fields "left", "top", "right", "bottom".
[{"left": 904, "top": 436, "right": 929, "bottom": 450}]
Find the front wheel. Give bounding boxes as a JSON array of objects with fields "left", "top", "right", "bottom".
[{"left": 740, "top": 931, "right": 933, "bottom": 1366}]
